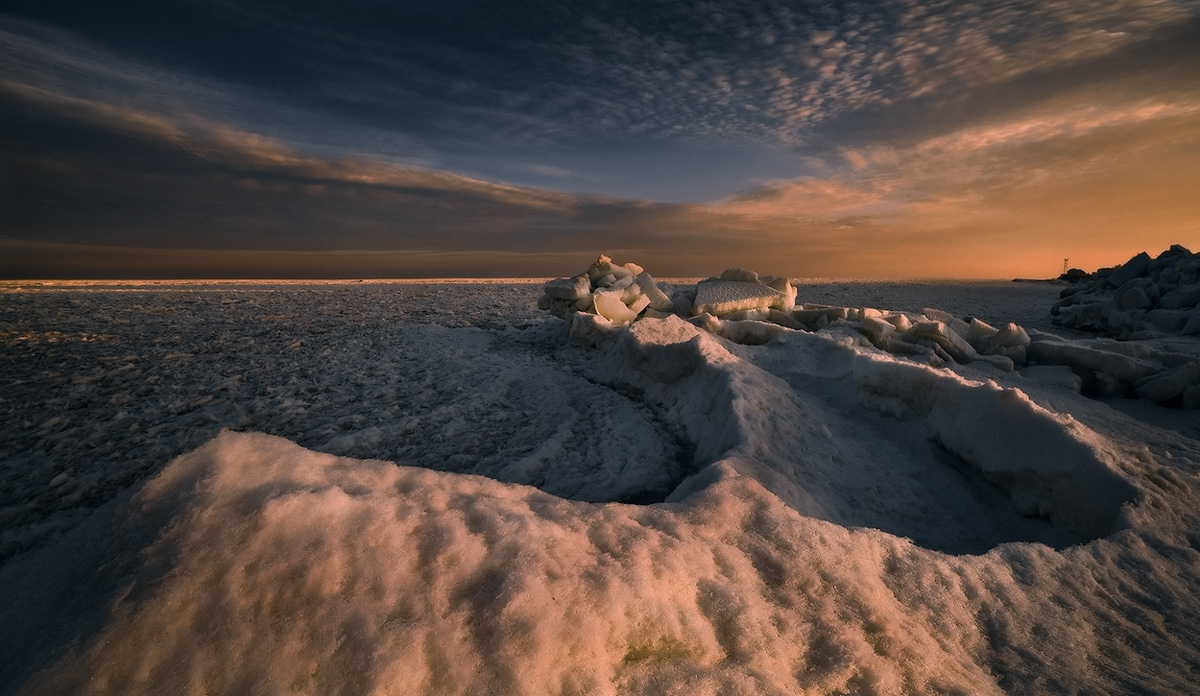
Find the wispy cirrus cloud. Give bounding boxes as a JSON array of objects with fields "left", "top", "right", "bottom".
[
  {"left": 29, "top": 0, "right": 1188, "bottom": 151},
  {"left": 5, "top": 2, "right": 1197, "bottom": 191},
  {"left": 486, "top": 0, "right": 1196, "bottom": 146}
]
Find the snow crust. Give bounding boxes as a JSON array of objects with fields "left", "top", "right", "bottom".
[{"left": 2, "top": 278, "right": 1200, "bottom": 695}]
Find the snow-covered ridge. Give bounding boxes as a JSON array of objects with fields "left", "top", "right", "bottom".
[{"left": 570, "top": 312, "right": 1135, "bottom": 542}]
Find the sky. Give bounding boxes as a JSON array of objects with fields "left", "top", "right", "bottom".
[{"left": 1, "top": 0, "right": 1198, "bottom": 279}]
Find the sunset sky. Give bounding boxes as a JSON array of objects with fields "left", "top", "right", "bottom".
[{"left": 2, "top": 0, "right": 1198, "bottom": 279}]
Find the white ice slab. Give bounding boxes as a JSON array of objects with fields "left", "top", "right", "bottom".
[{"left": 693, "top": 279, "right": 787, "bottom": 317}]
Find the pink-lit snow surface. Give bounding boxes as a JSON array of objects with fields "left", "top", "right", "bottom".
[{"left": 2, "top": 279, "right": 1198, "bottom": 695}]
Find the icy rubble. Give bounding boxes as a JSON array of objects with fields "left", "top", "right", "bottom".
[
  {"left": 538, "top": 255, "right": 676, "bottom": 324},
  {"left": 540, "top": 255, "right": 1200, "bottom": 408},
  {"left": 1026, "top": 333, "right": 1200, "bottom": 407},
  {"left": 1044, "top": 245, "right": 1200, "bottom": 406},
  {"left": 1053, "top": 245, "right": 1200, "bottom": 339},
  {"left": 540, "top": 255, "right": 1029, "bottom": 367}
]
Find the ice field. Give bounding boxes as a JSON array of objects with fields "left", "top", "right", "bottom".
[{"left": 2, "top": 276, "right": 1199, "bottom": 694}]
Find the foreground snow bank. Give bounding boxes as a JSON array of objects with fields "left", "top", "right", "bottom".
[
  {"left": 5, "top": 430, "right": 1008, "bottom": 696},
  {"left": 3, "top": 422, "right": 1183, "bottom": 696},
  {"left": 2, "top": 336, "right": 1188, "bottom": 696}
]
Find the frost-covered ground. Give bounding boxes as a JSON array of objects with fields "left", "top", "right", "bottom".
[{"left": 1, "top": 279, "right": 1199, "bottom": 695}]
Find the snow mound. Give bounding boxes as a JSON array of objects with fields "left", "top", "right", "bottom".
[
  {"left": 561, "top": 312, "right": 1137, "bottom": 547},
  {"left": 1, "top": 430, "right": 1016, "bottom": 696},
  {"left": 851, "top": 351, "right": 1136, "bottom": 538}
]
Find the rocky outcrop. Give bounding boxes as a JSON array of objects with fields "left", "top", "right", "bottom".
[{"left": 1052, "top": 245, "right": 1200, "bottom": 339}]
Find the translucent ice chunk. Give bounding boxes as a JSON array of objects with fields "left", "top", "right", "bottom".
[
  {"left": 593, "top": 289, "right": 639, "bottom": 325},
  {"left": 635, "top": 273, "right": 674, "bottom": 312},
  {"left": 543, "top": 274, "right": 591, "bottom": 301}
]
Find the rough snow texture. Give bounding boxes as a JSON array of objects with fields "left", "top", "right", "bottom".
[{"left": 2, "top": 279, "right": 1200, "bottom": 696}]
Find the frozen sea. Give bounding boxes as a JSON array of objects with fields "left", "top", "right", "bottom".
[{"left": 1, "top": 278, "right": 1198, "bottom": 695}]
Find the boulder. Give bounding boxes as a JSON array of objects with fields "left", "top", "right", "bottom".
[{"left": 1104, "top": 251, "right": 1152, "bottom": 288}]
